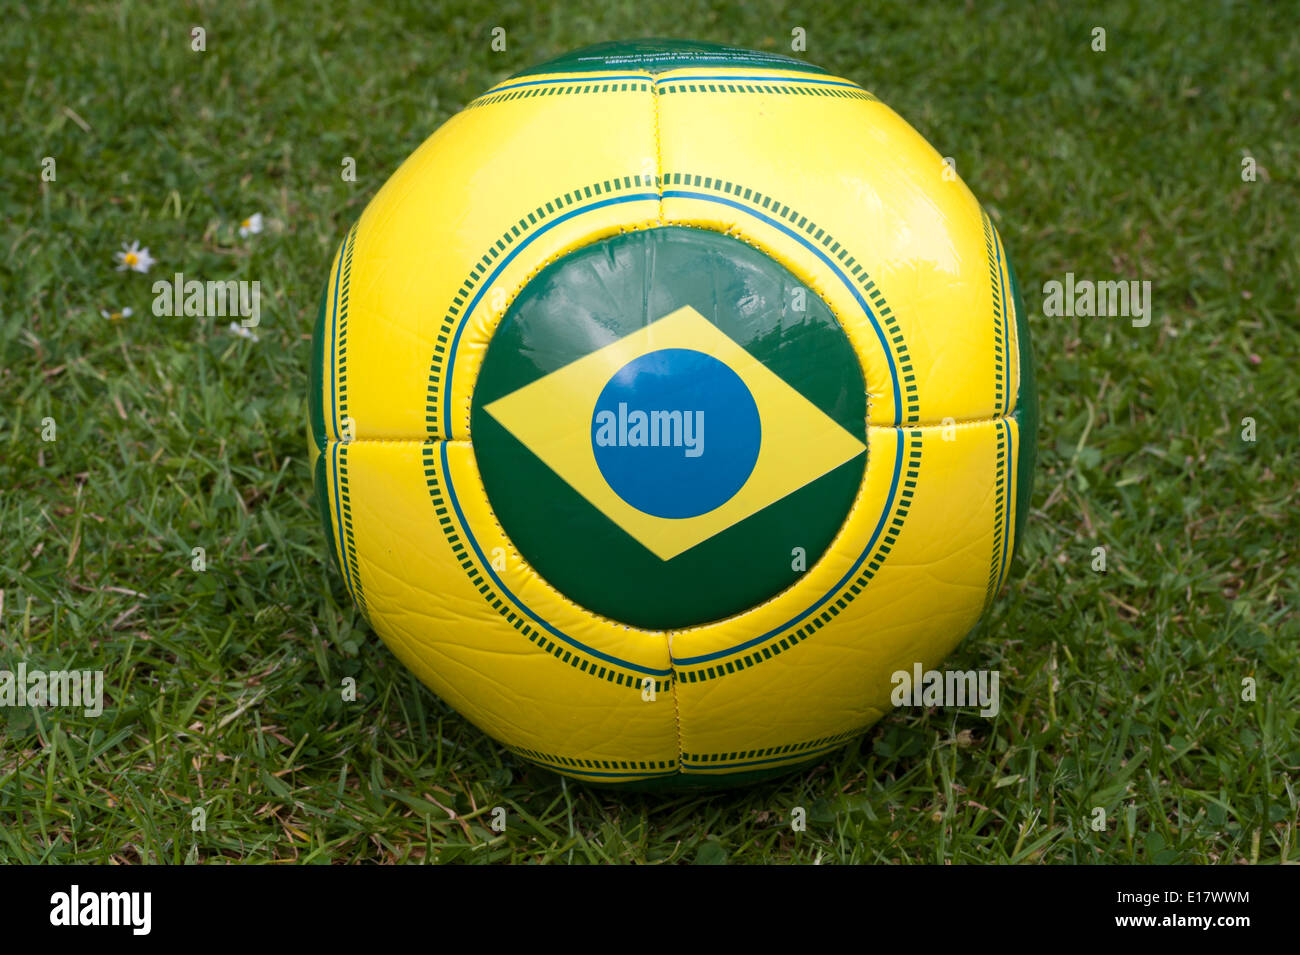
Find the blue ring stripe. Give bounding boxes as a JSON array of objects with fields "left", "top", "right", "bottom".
[
  {"left": 663, "top": 189, "right": 902, "bottom": 424},
  {"left": 674, "top": 430, "right": 903, "bottom": 665},
  {"left": 328, "top": 231, "right": 348, "bottom": 442},
  {"left": 440, "top": 442, "right": 672, "bottom": 678},
  {"left": 440, "top": 192, "right": 659, "bottom": 431},
  {"left": 331, "top": 442, "right": 355, "bottom": 600},
  {"left": 438, "top": 189, "right": 908, "bottom": 672}
]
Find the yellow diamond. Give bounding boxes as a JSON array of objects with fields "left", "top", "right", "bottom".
[{"left": 482, "top": 306, "right": 865, "bottom": 560}]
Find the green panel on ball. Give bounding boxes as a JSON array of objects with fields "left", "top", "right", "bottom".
[
  {"left": 1006, "top": 254, "right": 1037, "bottom": 560},
  {"left": 471, "top": 227, "right": 866, "bottom": 631},
  {"left": 309, "top": 278, "right": 338, "bottom": 574},
  {"left": 579, "top": 753, "right": 834, "bottom": 792},
  {"left": 308, "top": 278, "right": 328, "bottom": 452},
  {"left": 511, "top": 38, "right": 829, "bottom": 78}
]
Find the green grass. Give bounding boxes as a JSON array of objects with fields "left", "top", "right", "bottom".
[{"left": 1, "top": 0, "right": 1297, "bottom": 864}]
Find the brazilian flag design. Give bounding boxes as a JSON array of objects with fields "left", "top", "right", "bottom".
[{"left": 471, "top": 228, "right": 867, "bottom": 630}]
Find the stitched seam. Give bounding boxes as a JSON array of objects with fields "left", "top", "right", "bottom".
[
  {"left": 669, "top": 429, "right": 921, "bottom": 674},
  {"left": 420, "top": 443, "right": 669, "bottom": 690},
  {"left": 651, "top": 79, "right": 665, "bottom": 225},
  {"left": 649, "top": 78, "right": 683, "bottom": 773},
  {"left": 425, "top": 175, "right": 658, "bottom": 440},
  {"left": 319, "top": 413, "right": 1021, "bottom": 446}
]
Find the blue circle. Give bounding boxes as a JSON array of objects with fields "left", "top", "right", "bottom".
[{"left": 591, "top": 348, "right": 761, "bottom": 519}]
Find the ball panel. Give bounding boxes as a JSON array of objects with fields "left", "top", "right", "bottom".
[
  {"left": 658, "top": 185, "right": 912, "bottom": 428},
  {"left": 674, "top": 418, "right": 1019, "bottom": 764},
  {"left": 981, "top": 211, "right": 1022, "bottom": 420},
  {"left": 436, "top": 196, "right": 661, "bottom": 443},
  {"left": 332, "top": 84, "right": 661, "bottom": 443},
  {"left": 312, "top": 222, "right": 358, "bottom": 448},
  {"left": 656, "top": 70, "right": 1006, "bottom": 425},
  {"left": 319, "top": 438, "right": 679, "bottom": 774}
]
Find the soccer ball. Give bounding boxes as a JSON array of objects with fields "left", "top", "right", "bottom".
[{"left": 307, "top": 39, "right": 1036, "bottom": 788}]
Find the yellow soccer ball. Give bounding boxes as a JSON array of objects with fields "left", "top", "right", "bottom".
[{"left": 307, "top": 39, "right": 1036, "bottom": 788}]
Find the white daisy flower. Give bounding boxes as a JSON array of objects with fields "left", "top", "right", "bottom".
[
  {"left": 228, "top": 321, "right": 259, "bottom": 342},
  {"left": 239, "top": 213, "right": 264, "bottom": 237},
  {"left": 114, "top": 241, "right": 156, "bottom": 273},
  {"left": 99, "top": 307, "right": 134, "bottom": 322}
]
